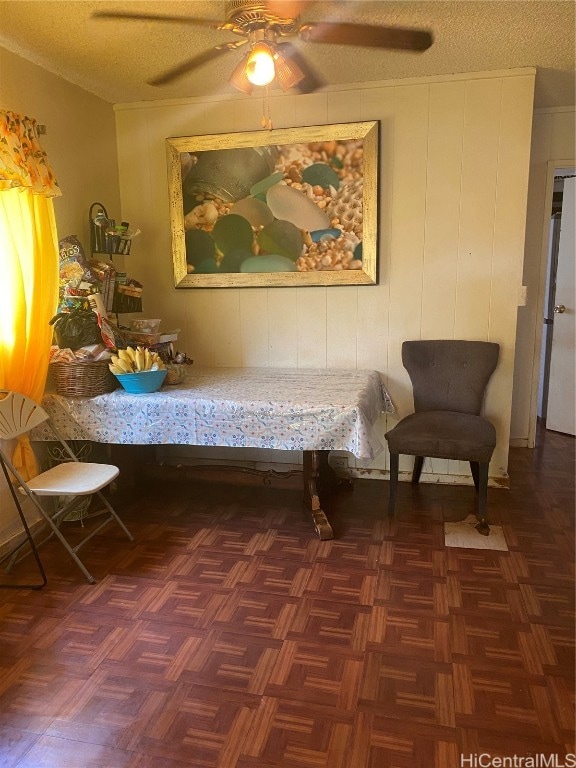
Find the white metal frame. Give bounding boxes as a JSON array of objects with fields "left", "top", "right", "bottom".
[{"left": 0, "top": 391, "right": 133, "bottom": 584}]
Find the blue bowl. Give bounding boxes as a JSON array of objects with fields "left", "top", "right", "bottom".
[{"left": 114, "top": 369, "right": 167, "bottom": 394}]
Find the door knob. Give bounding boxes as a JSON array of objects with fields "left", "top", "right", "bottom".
[{"left": 553, "top": 304, "right": 566, "bottom": 314}]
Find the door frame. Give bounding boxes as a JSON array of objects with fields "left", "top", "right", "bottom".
[{"left": 528, "top": 158, "right": 575, "bottom": 446}]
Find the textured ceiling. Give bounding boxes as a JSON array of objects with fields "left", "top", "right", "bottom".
[{"left": 0, "top": 1, "right": 574, "bottom": 108}]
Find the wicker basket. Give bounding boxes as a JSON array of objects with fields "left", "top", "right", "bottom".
[{"left": 50, "top": 360, "right": 118, "bottom": 397}]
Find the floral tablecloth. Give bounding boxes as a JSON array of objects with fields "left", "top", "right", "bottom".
[{"left": 35, "top": 367, "right": 394, "bottom": 460}]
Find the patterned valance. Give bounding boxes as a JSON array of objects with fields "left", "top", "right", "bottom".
[{"left": 0, "top": 111, "right": 61, "bottom": 197}]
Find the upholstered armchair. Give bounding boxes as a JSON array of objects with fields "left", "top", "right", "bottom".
[{"left": 385, "top": 340, "right": 500, "bottom": 534}]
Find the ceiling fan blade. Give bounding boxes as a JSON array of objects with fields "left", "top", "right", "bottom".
[
  {"left": 266, "top": 1, "right": 311, "bottom": 17},
  {"left": 92, "top": 10, "right": 224, "bottom": 29},
  {"left": 276, "top": 42, "right": 325, "bottom": 94},
  {"left": 149, "top": 42, "right": 246, "bottom": 87},
  {"left": 298, "top": 22, "right": 433, "bottom": 52}
]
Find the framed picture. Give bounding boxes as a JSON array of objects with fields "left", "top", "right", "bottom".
[{"left": 166, "top": 121, "right": 379, "bottom": 288}]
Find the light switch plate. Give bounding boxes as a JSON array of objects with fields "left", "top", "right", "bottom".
[{"left": 518, "top": 285, "right": 528, "bottom": 306}]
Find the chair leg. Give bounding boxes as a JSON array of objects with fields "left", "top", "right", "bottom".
[
  {"left": 96, "top": 491, "right": 134, "bottom": 542},
  {"left": 37, "top": 513, "right": 99, "bottom": 583},
  {"left": 54, "top": 491, "right": 133, "bottom": 583},
  {"left": 475, "top": 462, "right": 490, "bottom": 536},
  {"left": 388, "top": 453, "right": 399, "bottom": 516},
  {"left": 412, "top": 456, "right": 424, "bottom": 484},
  {"left": 3, "top": 494, "right": 98, "bottom": 583},
  {"left": 5, "top": 489, "right": 133, "bottom": 585},
  {"left": 0, "top": 460, "right": 47, "bottom": 590},
  {"left": 470, "top": 461, "right": 480, "bottom": 490}
]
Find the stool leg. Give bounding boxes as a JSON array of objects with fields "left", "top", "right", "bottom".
[{"left": 388, "top": 453, "right": 399, "bottom": 516}]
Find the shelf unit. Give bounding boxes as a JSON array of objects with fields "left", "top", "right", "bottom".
[{"left": 89, "top": 202, "right": 142, "bottom": 315}]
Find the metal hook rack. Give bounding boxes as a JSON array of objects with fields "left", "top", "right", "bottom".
[{"left": 89, "top": 201, "right": 132, "bottom": 256}]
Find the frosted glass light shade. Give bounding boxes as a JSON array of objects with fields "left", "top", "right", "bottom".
[
  {"left": 273, "top": 50, "right": 305, "bottom": 91},
  {"left": 229, "top": 57, "right": 254, "bottom": 94}
]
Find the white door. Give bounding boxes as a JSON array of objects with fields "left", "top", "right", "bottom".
[{"left": 547, "top": 176, "right": 575, "bottom": 435}]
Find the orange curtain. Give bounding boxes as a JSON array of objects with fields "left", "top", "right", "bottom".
[{"left": 0, "top": 111, "right": 61, "bottom": 479}]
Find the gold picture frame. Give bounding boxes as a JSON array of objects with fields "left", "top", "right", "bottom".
[{"left": 166, "top": 121, "right": 379, "bottom": 288}]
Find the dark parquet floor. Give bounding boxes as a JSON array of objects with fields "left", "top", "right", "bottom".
[{"left": 0, "top": 427, "right": 574, "bottom": 767}]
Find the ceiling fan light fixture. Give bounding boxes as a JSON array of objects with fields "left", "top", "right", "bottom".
[
  {"left": 245, "top": 41, "right": 276, "bottom": 86},
  {"left": 93, "top": 4, "right": 435, "bottom": 99}
]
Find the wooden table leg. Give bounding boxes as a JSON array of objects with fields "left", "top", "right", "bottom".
[
  {"left": 109, "top": 444, "right": 156, "bottom": 489},
  {"left": 302, "top": 450, "right": 340, "bottom": 540}
]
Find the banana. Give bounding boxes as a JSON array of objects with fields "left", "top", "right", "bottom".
[
  {"left": 110, "top": 345, "right": 168, "bottom": 376},
  {"left": 149, "top": 351, "right": 162, "bottom": 370},
  {"left": 135, "top": 347, "right": 145, "bottom": 372},
  {"left": 117, "top": 358, "right": 134, "bottom": 374},
  {"left": 109, "top": 359, "right": 131, "bottom": 374}
]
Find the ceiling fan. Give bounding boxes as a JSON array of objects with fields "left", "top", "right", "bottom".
[{"left": 93, "top": 0, "right": 433, "bottom": 95}]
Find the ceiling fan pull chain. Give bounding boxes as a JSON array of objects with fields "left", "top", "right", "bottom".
[{"left": 264, "top": 86, "right": 272, "bottom": 131}]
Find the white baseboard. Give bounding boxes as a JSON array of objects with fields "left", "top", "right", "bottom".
[
  {"left": 0, "top": 517, "right": 44, "bottom": 560},
  {"left": 347, "top": 467, "right": 509, "bottom": 489}
]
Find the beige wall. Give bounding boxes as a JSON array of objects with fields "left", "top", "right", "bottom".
[
  {"left": 0, "top": 47, "right": 119, "bottom": 547},
  {"left": 0, "top": 46, "right": 120, "bottom": 247},
  {"left": 115, "top": 68, "right": 535, "bottom": 484},
  {"left": 511, "top": 107, "right": 576, "bottom": 445}
]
